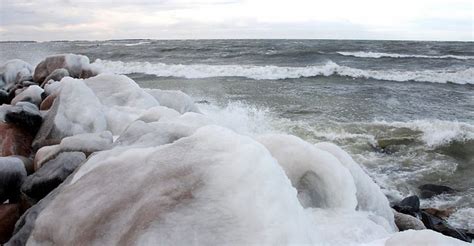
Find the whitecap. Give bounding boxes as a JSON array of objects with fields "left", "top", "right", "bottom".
[{"left": 93, "top": 59, "right": 474, "bottom": 85}]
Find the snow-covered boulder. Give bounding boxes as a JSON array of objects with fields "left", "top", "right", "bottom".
[
  {"left": 145, "top": 88, "right": 200, "bottom": 114},
  {"left": 84, "top": 74, "right": 159, "bottom": 135},
  {"left": 11, "top": 85, "right": 43, "bottom": 107},
  {"left": 22, "top": 126, "right": 315, "bottom": 245},
  {"left": 34, "top": 131, "right": 112, "bottom": 170},
  {"left": 33, "top": 54, "right": 98, "bottom": 84},
  {"left": 0, "top": 60, "right": 33, "bottom": 89},
  {"left": 0, "top": 157, "right": 27, "bottom": 203},
  {"left": 32, "top": 78, "right": 107, "bottom": 150}
]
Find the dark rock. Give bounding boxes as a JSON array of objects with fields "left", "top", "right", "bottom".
[
  {"left": 420, "top": 210, "right": 471, "bottom": 243},
  {"left": 0, "top": 123, "right": 33, "bottom": 157},
  {"left": 393, "top": 209, "right": 426, "bottom": 231},
  {"left": 392, "top": 195, "right": 421, "bottom": 218},
  {"left": 9, "top": 155, "right": 34, "bottom": 175},
  {"left": 22, "top": 152, "right": 85, "bottom": 201},
  {"left": 418, "top": 184, "right": 456, "bottom": 199},
  {"left": 40, "top": 68, "right": 69, "bottom": 87},
  {"left": 0, "top": 90, "right": 10, "bottom": 105},
  {"left": 0, "top": 157, "right": 27, "bottom": 203},
  {"left": 4, "top": 103, "right": 43, "bottom": 135},
  {"left": 0, "top": 204, "right": 21, "bottom": 244},
  {"left": 7, "top": 164, "right": 74, "bottom": 245}
]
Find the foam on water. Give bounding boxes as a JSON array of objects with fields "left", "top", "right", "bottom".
[
  {"left": 371, "top": 120, "right": 474, "bottom": 147},
  {"left": 337, "top": 51, "right": 474, "bottom": 60},
  {"left": 94, "top": 59, "right": 474, "bottom": 84}
]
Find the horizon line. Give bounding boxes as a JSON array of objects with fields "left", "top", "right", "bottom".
[{"left": 1, "top": 37, "right": 473, "bottom": 43}]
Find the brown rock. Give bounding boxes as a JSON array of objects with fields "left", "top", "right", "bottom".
[
  {"left": 0, "top": 203, "right": 21, "bottom": 244},
  {"left": 33, "top": 54, "right": 97, "bottom": 84},
  {"left": 39, "top": 92, "right": 58, "bottom": 111},
  {"left": 0, "top": 123, "right": 33, "bottom": 157},
  {"left": 422, "top": 207, "right": 456, "bottom": 219}
]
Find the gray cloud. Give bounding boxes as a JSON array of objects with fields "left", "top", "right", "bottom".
[{"left": 0, "top": 0, "right": 472, "bottom": 41}]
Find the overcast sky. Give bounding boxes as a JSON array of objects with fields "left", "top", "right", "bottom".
[{"left": 0, "top": 0, "right": 472, "bottom": 41}]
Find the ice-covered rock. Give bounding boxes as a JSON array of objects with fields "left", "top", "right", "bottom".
[
  {"left": 136, "top": 106, "right": 181, "bottom": 123},
  {"left": 145, "top": 88, "right": 201, "bottom": 114},
  {"left": 34, "top": 131, "right": 113, "bottom": 170},
  {"left": 25, "top": 126, "right": 316, "bottom": 245},
  {"left": 315, "top": 142, "right": 397, "bottom": 231},
  {"left": 40, "top": 68, "right": 69, "bottom": 87},
  {"left": 385, "top": 229, "right": 468, "bottom": 245},
  {"left": 33, "top": 54, "right": 98, "bottom": 84},
  {"left": 0, "top": 60, "right": 33, "bottom": 89},
  {"left": 4, "top": 102, "right": 42, "bottom": 135},
  {"left": 22, "top": 152, "right": 86, "bottom": 201},
  {"left": 393, "top": 209, "right": 426, "bottom": 231},
  {"left": 84, "top": 74, "right": 159, "bottom": 134},
  {"left": 32, "top": 78, "right": 107, "bottom": 149},
  {"left": 0, "top": 157, "right": 27, "bottom": 203},
  {"left": 10, "top": 85, "right": 43, "bottom": 107},
  {"left": 257, "top": 134, "right": 358, "bottom": 210}
]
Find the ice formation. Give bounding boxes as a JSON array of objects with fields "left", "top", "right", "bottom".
[
  {"left": 144, "top": 88, "right": 201, "bottom": 114},
  {"left": 9, "top": 62, "right": 470, "bottom": 245},
  {"left": 0, "top": 59, "right": 33, "bottom": 88}
]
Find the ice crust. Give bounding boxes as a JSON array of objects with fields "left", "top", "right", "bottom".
[{"left": 20, "top": 65, "right": 469, "bottom": 245}]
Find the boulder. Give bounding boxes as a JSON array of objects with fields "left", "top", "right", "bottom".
[
  {"left": 0, "top": 60, "right": 33, "bottom": 89},
  {"left": 22, "top": 152, "right": 86, "bottom": 201},
  {"left": 392, "top": 195, "right": 422, "bottom": 221},
  {"left": 39, "top": 92, "right": 57, "bottom": 111},
  {"left": 0, "top": 123, "right": 33, "bottom": 157},
  {"left": 0, "top": 90, "right": 10, "bottom": 105},
  {"left": 0, "top": 157, "right": 27, "bottom": 203},
  {"left": 0, "top": 204, "right": 21, "bottom": 244},
  {"left": 32, "top": 79, "right": 107, "bottom": 150},
  {"left": 40, "top": 68, "right": 69, "bottom": 87},
  {"left": 10, "top": 85, "right": 43, "bottom": 107},
  {"left": 419, "top": 184, "right": 456, "bottom": 199},
  {"left": 421, "top": 211, "right": 471, "bottom": 242},
  {"left": 34, "top": 131, "right": 112, "bottom": 170},
  {"left": 33, "top": 54, "right": 98, "bottom": 84},
  {"left": 4, "top": 102, "right": 42, "bottom": 135},
  {"left": 144, "top": 88, "right": 201, "bottom": 114},
  {"left": 393, "top": 209, "right": 426, "bottom": 231}
]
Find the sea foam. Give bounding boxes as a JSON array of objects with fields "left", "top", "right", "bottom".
[
  {"left": 93, "top": 59, "right": 474, "bottom": 85},
  {"left": 337, "top": 51, "right": 474, "bottom": 60}
]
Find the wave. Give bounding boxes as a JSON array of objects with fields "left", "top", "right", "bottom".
[
  {"left": 337, "top": 51, "right": 474, "bottom": 60},
  {"left": 94, "top": 59, "right": 474, "bottom": 85},
  {"left": 124, "top": 41, "right": 151, "bottom": 46},
  {"left": 371, "top": 120, "right": 474, "bottom": 148}
]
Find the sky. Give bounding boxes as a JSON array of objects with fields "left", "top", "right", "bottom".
[{"left": 0, "top": 0, "right": 472, "bottom": 41}]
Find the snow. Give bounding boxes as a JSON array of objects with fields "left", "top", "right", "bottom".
[
  {"left": 0, "top": 59, "right": 33, "bottom": 88},
  {"left": 53, "top": 77, "right": 107, "bottom": 137},
  {"left": 11, "top": 85, "right": 44, "bottom": 106},
  {"left": 257, "top": 134, "right": 358, "bottom": 210},
  {"left": 144, "top": 88, "right": 200, "bottom": 114}
]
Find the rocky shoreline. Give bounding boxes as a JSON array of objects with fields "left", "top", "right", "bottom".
[{"left": 0, "top": 54, "right": 471, "bottom": 245}]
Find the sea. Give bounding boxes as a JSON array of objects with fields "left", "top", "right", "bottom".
[{"left": 1, "top": 39, "right": 473, "bottom": 230}]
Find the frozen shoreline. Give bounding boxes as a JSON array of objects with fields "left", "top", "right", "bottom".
[{"left": 0, "top": 54, "right": 471, "bottom": 245}]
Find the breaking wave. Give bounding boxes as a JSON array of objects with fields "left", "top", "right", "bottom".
[
  {"left": 94, "top": 59, "right": 474, "bottom": 85},
  {"left": 337, "top": 51, "right": 474, "bottom": 60}
]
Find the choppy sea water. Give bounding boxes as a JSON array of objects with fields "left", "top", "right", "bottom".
[{"left": 1, "top": 39, "right": 473, "bottom": 229}]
